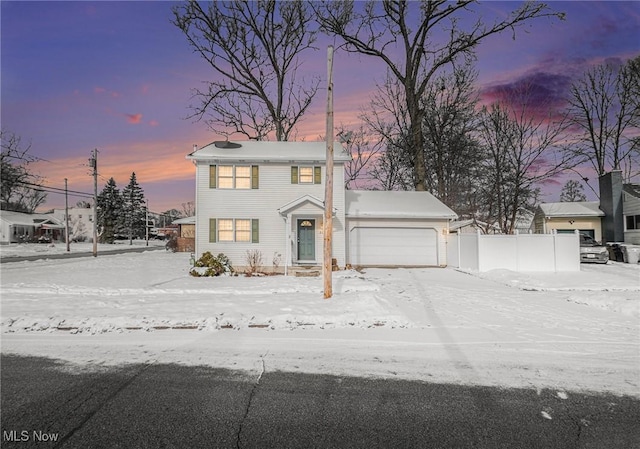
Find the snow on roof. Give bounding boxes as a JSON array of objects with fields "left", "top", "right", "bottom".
[
  {"left": 538, "top": 201, "right": 604, "bottom": 217},
  {"left": 0, "top": 210, "right": 63, "bottom": 226},
  {"left": 186, "top": 140, "right": 352, "bottom": 163},
  {"left": 345, "top": 190, "right": 458, "bottom": 220},
  {"left": 172, "top": 216, "right": 195, "bottom": 225}
]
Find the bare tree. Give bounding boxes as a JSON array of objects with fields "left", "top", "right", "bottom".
[
  {"left": 172, "top": 0, "right": 319, "bottom": 141},
  {"left": 566, "top": 56, "right": 640, "bottom": 179},
  {"left": 337, "top": 124, "right": 383, "bottom": 189},
  {"left": 314, "top": 0, "right": 564, "bottom": 190},
  {"left": 1, "top": 130, "right": 47, "bottom": 213},
  {"left": 421, "top": 64, "right": 481, "bottom": 213},
  {"left": 361, "top": 74, "right": 414, "bottom": 190},
  {"left": 181, "top": 201, "right": 196, "bottom": 218},
  {"left": 475, "top": 86, "right": 574, "bottom": 234},
  {"left": 559, "top": 180, "right": 587, "bottom": 202}
]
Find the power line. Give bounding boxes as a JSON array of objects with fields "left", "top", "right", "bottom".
[{"left": 13, "top": 180, "right": 94, "bottom": 199}]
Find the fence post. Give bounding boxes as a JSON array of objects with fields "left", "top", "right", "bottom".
[{"left": 476, "top": 230, "right": 482, "bottom": 272}]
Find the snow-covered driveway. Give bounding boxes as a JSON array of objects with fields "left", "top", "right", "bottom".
[{"left": 1, "top": 251, "right": 638, "bottom": 396}]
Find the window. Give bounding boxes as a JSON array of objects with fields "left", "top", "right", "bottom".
[
  {"left": 291, "top": 166, "right": 321, "bottom": 184},
  {"left": 627, "top": 215, "right": 640, "bottom": 230},
  {"left": 209, "top": 218, "right": 259, "bottom": 243},
  {"left": 235, "top": 219, "right": 251, "bottom": 242},
  {"left": 218, "top": 166, "right": 234, "bottom": 189},
  {"left": 210, "top": 165, "right": 258, "bottom": 189},
  {"left": 299, "top": 167, "right": 313, "bottom": 184}
]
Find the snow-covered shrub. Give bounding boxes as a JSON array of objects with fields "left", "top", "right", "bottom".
[
  {"left": 165, "top": 234, "right": 178, "bottom": 252},
  {"left": 189, "top": 252, "right": 234, "bottom": 277}
]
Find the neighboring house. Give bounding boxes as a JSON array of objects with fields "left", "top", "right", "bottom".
[
  {"left": 450, "top": 219, "right": 501, "bottom": 235},
  {"left": 51, "top": 206, "right": 94, "bottom": 242},
  {"left": 187, "top": 141, "right": 457, "bottom": 271},
  {"left": 0, "top": 210, "right": 65, "bottom": 244},
  {"left": 172, "top": 216, "right": 195, "bottom": 252},
  {"left": 531, "top": 201, "right": 604, "bottom": 241},
  {"left": 623, "top": 184, "right": 640, "bottom": 244}
]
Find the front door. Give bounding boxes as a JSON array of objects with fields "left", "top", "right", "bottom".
[{"left": 297, "top": 219, "right": 315, "bottom": 261}]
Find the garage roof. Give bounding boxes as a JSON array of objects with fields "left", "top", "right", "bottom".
[
  {"left": 538, "top": 201, "right": 604, "bottom": 217},
  {"left": 345, "top": 190, "right": 457, "bottom": 219}
]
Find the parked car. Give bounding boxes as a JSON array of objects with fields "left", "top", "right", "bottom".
[{"left": 580, "top": 234, "right": 609, "bottom": 264}]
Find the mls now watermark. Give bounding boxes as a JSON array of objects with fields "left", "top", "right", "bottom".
[{"left": 3, "top": 430, "right": 60, "bottom": 443}]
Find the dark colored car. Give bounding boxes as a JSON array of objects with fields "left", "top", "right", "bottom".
[{"left": 579, "top": 234, "right": 609, "bottom": 264}]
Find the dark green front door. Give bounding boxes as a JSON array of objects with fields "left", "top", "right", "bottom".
[{"left": 297, "top": 219, "right": 315, "bottom": 261}]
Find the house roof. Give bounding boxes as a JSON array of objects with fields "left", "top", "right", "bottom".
[
  {"left": 538, "top": 201, "right": 604, "bottom": 217},
  {"left": 623, "top": 184, "right": 640, "bottom": 199},
  {"left": 345, "top": 190, "right": 458, "bottom": 220},
  {"left": 172, "top": 216, "right": 195, "bottom": 225},
  {"left": 278, "top": 195, "right": 336, "bottom": 216},
  {"left": 187, "top": 140, "right": 352, "bottom": 163},
  {"left": 0, "top": 210, "right": 64, "bottom": 227}
]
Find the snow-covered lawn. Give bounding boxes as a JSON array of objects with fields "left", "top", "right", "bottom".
[{"left": 1, "top": 249, "right": 638, "bottom": 397}]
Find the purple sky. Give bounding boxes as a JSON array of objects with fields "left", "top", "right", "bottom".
[{"left": 2, "top": 1, "right": 639, "bottom": 214}]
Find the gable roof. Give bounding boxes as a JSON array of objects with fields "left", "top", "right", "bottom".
[
  {"left": 538, "top": 201, "right": 604, "bottom": 217},
  {"left": 187, "top": 140, "right": 352, "bottom": 163},
  {"left": 278, "top": 194, "right": 337, "bottom": 216},
  {"left": 345, "top": 190, "right": 457, "bottom": 219},
  {"left": 0, "top": 210, "right": 64, "bottom": 227}
]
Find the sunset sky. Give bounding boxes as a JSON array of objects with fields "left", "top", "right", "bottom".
[{"left": 2, "top": 1, "right": 639, "bottom": 214}]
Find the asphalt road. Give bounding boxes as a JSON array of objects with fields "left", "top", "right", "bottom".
[{"left": 1, "top": 354, "right": 639, "bottom": 448}]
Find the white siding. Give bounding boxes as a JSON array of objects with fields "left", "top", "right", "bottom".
[{"left": 195, "top": 161, "right": 346, "bottom": 269}]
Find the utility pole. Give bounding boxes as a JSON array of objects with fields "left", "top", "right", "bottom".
[
  {"left": 145, "top": 200, "right": 149, "bottom": 247},
  {"left": 64, "top": 178, "right": 70, "bottom": 252},
  {"left": 90, "top": 149, "right": 98, "bottom": 257},
  {"left": 323, "top": 45, "right": 334, "bottom": 299}
]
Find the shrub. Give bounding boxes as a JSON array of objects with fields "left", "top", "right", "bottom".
[
  {"left": 189, "top": 252, "right": 234, "bottom": 277},
  {"left": 245, "top": 249, "right": 264, "bottom": 276},
  {"left": 165, "top": 234, "right": 178, "bottom": 252}
]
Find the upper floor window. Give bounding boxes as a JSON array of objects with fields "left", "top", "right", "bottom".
[
  {"left": 209, "top": 165, "right": 259, "bottom": 189},
  {"left": 291, "top": 166, "right": 321, "bottom": 184}
]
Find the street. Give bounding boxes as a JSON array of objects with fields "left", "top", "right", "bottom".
[{"left": 2, "top": 354, "right": 639, "bottom": 448}]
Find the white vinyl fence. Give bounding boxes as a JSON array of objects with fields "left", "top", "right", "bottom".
[{"left": 447, "top": 230, "right": 580, "bottom": 272}]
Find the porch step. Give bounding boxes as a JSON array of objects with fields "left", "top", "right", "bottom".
[{"left": 294, "top": 269, "right": 320, "bottom": 277}]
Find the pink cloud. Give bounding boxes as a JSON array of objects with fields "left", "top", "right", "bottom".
[
  {"left": 125, "top": 113, "right": 143, "bottom": 124},
  {"left": 94, "top": 87, "right": 106, "bottom": 94},
  {"left": 149, "top": 120, "right": 159, "bottom": 127}
]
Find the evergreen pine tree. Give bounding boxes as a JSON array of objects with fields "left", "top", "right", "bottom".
[
  {"left": 96, "top": 178, "right": 123, "bottom": 243},
  {"left": 121, "top": 172, "right": 146, "bottom": 244}
]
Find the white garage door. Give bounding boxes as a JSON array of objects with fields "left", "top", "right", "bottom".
[{"left": 349, "top": 227, "right": 438, "bottom": 266}]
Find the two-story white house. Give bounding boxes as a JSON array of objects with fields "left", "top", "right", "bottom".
[{"left": 187, "top": 140, "right": 457, "bottom": 272}]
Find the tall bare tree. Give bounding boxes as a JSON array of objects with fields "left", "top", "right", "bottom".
[
  {"left": 172, "top": 0, "right": 319, "bottom": 141},
  {"left": 475, "top": 87, "right": 574, "bottom": 234},
  {"left": 567, "top": 56, "right": 640, "bottom": 179},
  {"left": 314, "top": 0, "right": 564, "bottom": 190},
  {"left": 1, "top": 130, "right": 47, "bottom": 213},
  {"left": 421, "top": 64, "right": 481, "bottom": 213},
  {"left": 336, "top": 125, "right": 383, "bottom": 190}
]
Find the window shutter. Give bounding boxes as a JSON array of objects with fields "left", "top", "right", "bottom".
[
  {"left": 209, "top": 165, "right": 217, "bottom": 189},
  {"left": 291, "top": 166, "right": 298, "bottom": 184},
  {"left": 251, "top": 219, "right": 259, "bottom": 243},
  {"left": 251, "top": 165, "right": 259, "bottom": 189},
  {"left": 209, "top": 218, "right": 217, "bottom": 243},
  {"left": 314, "top": 166, "right": 322, "bottom": 184}
]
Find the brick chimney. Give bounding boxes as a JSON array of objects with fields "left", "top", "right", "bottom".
[{"left": 599, "top": 170, "right": 624, "bottom": 243}]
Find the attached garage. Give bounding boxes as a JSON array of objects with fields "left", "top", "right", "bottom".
[
  {"left": 349, "top": 226, "right": 438, "bottom": 266},
  {"left": 345, "top": 191, "right": 457, "bottom": 267}
]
